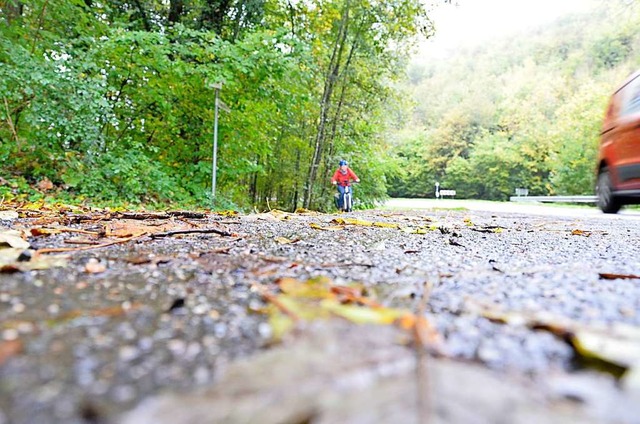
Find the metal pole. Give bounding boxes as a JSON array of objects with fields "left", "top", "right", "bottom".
[{"left": 212, "top": 87, "right": 219, "bottom": 207}]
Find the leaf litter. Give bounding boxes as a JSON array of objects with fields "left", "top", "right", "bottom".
[{"left": 2, "top": 203, "right": 639, "bottom": 423}]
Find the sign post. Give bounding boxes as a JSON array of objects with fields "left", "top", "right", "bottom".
[
  {"left": 435, "top": 182, "right": 440, "bottom": 199},
  {"left": 210, "top": 82, "right": 222, "bottom": 206}
]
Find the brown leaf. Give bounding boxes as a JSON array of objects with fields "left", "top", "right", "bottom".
[
  {"left": 413, "top": 315, "right": 442, "bottom": 349},
  {"left": 274, "top": 236, "right": 295, "bottom": 244},
  {"left": 0, "top": 230, "right": 30, "bottom": 249},
  {"left": 57, "top": 302, "right": 141, "bottom": 321},
  {"left": 0, "top": 339, "right": 23, "bottom": 366},
  {"left": 37, "top": 177, "right": 54, "bottom": 191},
  {"left": 571, "top": 229, "right": 591, "bottom": 237},
  {"left": 30, "top": 227, "right": 63, "bottom": 236},
  {"left": 599, "top": 273, "right": 640, "bottom": 281}
]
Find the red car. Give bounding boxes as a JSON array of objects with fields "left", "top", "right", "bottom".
[{"left": 596, "top": 69, "right": 640, "bottom": 213}]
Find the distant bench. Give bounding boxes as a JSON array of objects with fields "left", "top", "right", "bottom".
[{"left": 437, "top": 189, "right": 456, "bottom": 198}]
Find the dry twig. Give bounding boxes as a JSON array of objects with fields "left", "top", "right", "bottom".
[
  {"left": 150, "top": 228, "right": 234, "bottom": 238},
  {"left": 36, "top": 234, "right": 145, "bottom": 254}
]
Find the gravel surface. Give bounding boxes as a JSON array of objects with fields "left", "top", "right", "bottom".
[{"left": 1, "top": 207, "right": 640, "bottom": 423}]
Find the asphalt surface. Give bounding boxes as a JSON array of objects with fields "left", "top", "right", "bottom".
[{"left": 1, "top": 205, "right": 640, "bottom": 423}]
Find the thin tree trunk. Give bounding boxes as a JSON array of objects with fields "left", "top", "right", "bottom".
[
  {"left": 168, "top": 0, "right": 184, "bottom": 24},
  {"left": 303, "top": 0, "right": 351, "bottom": 209},
  {"left": 320, "top": 32, "right": 360, "bottom": 202},
  {"left": 3, "top": 1, "right": 24, "bottom": 24},
  {"left": 132, "top": 0, "right": 152, "bottom": 31}
]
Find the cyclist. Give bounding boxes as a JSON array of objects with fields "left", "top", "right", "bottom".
[{"left": 331, "top": 159, "right": 360, "bottom": 210}]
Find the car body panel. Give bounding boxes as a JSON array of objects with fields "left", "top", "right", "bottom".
[{"left": 597, "top": 70, "right": 640, "bottom": 208}]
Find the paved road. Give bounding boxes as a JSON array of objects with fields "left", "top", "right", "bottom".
[
  {"left": 385, "top": 198, "right": 640, "bottom": 219},
  {"left": 2, "top": 207, "right": 640, "bottom": 423}
]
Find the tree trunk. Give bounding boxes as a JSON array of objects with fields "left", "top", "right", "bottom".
[
  {"left": 3, "top": 1, "right": 24, "bottom": 24},
  {"left": 168, "top": 0, "right": 184, "bottom": 24},
  {"left": 131, "top": 0, "right": 152, "bottom": 31},
  {"left": 200, "top": 0, "right": 232, "bottom": 35},
  {"left": 320, "top": 33, "right": 359, "bottom": 202},
  {"left": 303, "top": 0, "right": 351, "bottom": 209}
]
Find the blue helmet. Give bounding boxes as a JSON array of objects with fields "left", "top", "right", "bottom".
[{"left": 339, "top": 160, "right": 348, "bottom": 166}]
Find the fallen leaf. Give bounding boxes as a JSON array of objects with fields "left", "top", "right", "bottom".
[
  {"left": 599, "top": 273, "right": 640, "bottom": 280},
  {"left": 372, "top": 222, "right": 400, "bottom": 229},
  {"left": 0, "top": 248, "right": 67, "bottom": 272},
  {"left": 216, "top": 210, "right": 239, "bottom": 217},
  {"left": 309, "top": 223, "right": 343, "bottom": 231},
  {"left": 30, "top": 227, "right": 63, "bottom": 236},
  {"left": 474, "top": 303, "right": 640, "bottom": 384},
  {"left": 274, "top": 236, "right": 301, "bottom": 245},
  {"left": 57, "top": 302, "right": 141, "bottom": 321},
  {"left": 262, "top": 277, "right": 421, "bottom": 341},
  {"left": 571, "top": 229, "right": 591, "bottom": 237},
  {"left": 0, "top": 210, "right": 19, "bottom": 220},
  {"left": 0, "top": 230, "right": 30, "bottom": 249},
  {"left": 331, "top": 217, "right": 373, "bottom": 226},
  {"left": 0, "top": 339, "right": 23, "bottom": 366},
  {"left": 400, "top": 227, "right": 429, "bottom": 234},
  {"left": 322, "top": 299, "right": 410, "bottom": 325}
]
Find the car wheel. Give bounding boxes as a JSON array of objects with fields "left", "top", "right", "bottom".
[{"left": 596, "top": 168, "right": 621, "bottom": 214}]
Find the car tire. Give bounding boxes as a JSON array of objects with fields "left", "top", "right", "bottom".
[{"left": 596, "top": 168, "right": 621, "bottom": 214}]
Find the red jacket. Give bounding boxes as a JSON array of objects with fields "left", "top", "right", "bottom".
[{"left": 331, "top": 168, "right": 359, "bottom": 186}]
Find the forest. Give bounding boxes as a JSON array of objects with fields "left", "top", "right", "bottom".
[
  {"left": 390, "top": 0, "right": 640, "bottom": 200},
  {"left": 1, "top": 0, "right": 432, "bottom": 211},
  {"left": 1, "top": 0, "right": 639, "bottom": 210}
]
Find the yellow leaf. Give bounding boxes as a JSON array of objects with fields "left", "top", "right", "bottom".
[
  {"left": 322, "top": 300, "right": 409, "bottom": 325},
  {"left": 269, "top": 313, "right": 295, "bottom": 340},
  {"left": 571, "top": 229, "right": 591, "bottom": 237},
  {"left": 400, "top": 226, "right": 429, "bottom": 234},
  {"left": 309, "top": 223, "right": 343, "bottom": 231},
  {"left": 277, "top": 277, "right": 334, "bottom": 298},
  {"left": 216, "top": 210, "right": 238, "bottom": 217},
  {"left": 373, "top": 222, "right": 399, "bottom": 229},
  {"left": 330, "top": 218, "right": 373, "bottom": 226}
]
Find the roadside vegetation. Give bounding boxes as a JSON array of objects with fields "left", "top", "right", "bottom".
[
  {"left": 1, "top": 0, "right": 639, "bottom": 210},
  {"left": 0, "top": 0, "right": 431, "bottom": 211}
]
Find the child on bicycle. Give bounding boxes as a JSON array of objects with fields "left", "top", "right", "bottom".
[{"left": 331, "top": 160, "right": 360, "bottom": 210}]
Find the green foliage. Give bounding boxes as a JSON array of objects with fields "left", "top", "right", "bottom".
[
  {"left": 392, "top": 0, "right": 640, "bottom": 200},
  {"left": 1, "top": 0, "right": 435, "bottom": 210}
]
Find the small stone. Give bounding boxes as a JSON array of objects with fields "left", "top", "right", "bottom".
[
  {"left": 167, "top": 339, "right": 186, "bottom": 356},
  {"left": 2, "top": 328, "right": 19, "bottom": 341},
  {"left": 48, "top": 304, "right": 60, "bottom": 314},
  {"left": 12, "top": 303, "right": 25, "bottom": 313},
  {"left": 119, "top": 346, "right": 140, "bottom": 362},
  {"left": 258, "top": 322, "right": 272, "bottom": 339},
  {"left": 112, "top": 385, "right": 136, "bottom": 403},
  {"left": 192, "top": 304, "right": 208, "bottom": 315}
]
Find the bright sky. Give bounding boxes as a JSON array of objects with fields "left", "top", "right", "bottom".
[{"left": 415, "top": 0, "right": 596, "bottom": 61}]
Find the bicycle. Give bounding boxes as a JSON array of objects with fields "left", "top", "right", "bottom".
[{"left": 334, "top": 182, "right": 357, "bottom": 212}]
